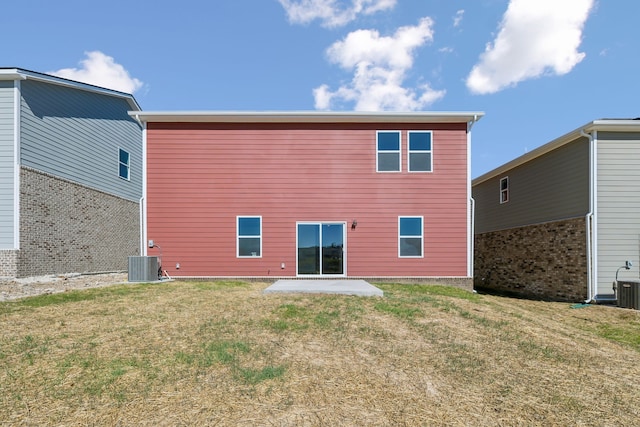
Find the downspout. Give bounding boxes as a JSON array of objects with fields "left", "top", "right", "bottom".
[
  {"left": 132, "top": 113, "right": 148, "bottom": 257},
  {"left": 467, "top": 115, "right": 479, "bottom": 278},
  {"left": 581, "top": 129, "right": 596, "bottom": 303}
]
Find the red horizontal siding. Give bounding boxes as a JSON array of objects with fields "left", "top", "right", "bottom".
[{"left": 146, "top": 122, "right": 469, "bottom": 277}]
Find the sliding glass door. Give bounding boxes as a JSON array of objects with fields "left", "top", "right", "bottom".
[{"left": 297, "top": 223, "right": 345, "bottom": 276}]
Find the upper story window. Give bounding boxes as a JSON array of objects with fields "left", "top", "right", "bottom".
[
  {"left": 237, "top": 216, "right": 262, "bottom": 257},
  {"left": 377, "top": 131, "right": 401, "bottom": 172},
  {"left": 408, "top": 131, "right": 432, "bottom": 172},
  {"left": 500, "top": 177, "right": 509, "bottom": 204},
  {"left": 399, "top": 216, "right": 424, "bottom": 258},
  {"left": 119, "top": 148, "right": 130, "bottom": 180}
]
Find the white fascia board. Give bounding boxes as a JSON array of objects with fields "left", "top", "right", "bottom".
[
  {"left": 128, "top": 110, "right": 485, "bottom": 124},
  {"left": 473, "top": 119, "right": 640, "bottom": 186},
  {"left": 0, "top": 69, "right": 26, "bottom": 81}
]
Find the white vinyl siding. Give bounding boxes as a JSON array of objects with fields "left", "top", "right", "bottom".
[
  {"left": 596, "top": 132, "right": 640, "bottom": 296},
  {"left": 0, "top": 81, "right": 16, "bottom": 249}
]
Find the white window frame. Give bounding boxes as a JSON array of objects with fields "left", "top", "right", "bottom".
[
  {"left": 407, "top": 131, "right": 433, "bottom": 172},
  {"left": 237, "top": 216, "right": 262, "bottom": 258},
  {"left": 398, "top": 216, "right": 424, "bottom": 258},
  {"left": 118, "top": 148, "right": 130, "bottom": 181},
  {"left": 376, "top": 130, "right": 401, "bottom": 172},
  {"left": 500, "top": 177, "right": 509, "bottom": 204}
]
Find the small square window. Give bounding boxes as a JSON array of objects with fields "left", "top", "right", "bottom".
[
  {"left": 377, "top": 131, "right": 401, "bottom": 172},
  {"left": 408, "top": 131, "right": 432, "bottom": 172},
  {"left": 237, "top": 216, "right": 262, "bottom": 257},
  {"left": 399, "top": 216, "right": 423, "bottom": 257},
  {"left": 118, "top": 148, "right": 130, "bottom": 180},
  {"left": 500, "top": 177, "right": 509, "bottom": 204}
]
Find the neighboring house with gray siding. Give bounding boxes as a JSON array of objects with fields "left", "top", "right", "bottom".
[
  {"left": 473, "top": 119, "right": 640, "bottom": 302},
  {"left": 0, "top": 68, "right": 142, "bottom": 278}
]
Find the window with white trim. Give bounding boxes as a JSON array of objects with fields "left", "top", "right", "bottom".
[
  {"left": 399, "top": 216, "right": 423, "bottom": 257},
  {"left": 377, "top": 131, "right": 401, "bottom": 172},
  {"left": 408, "top": 131, "right": 432, "bottom": 172},
  {"left": 237, "top": 216, "right": 262, "bottom": 257},
  {"left": 118, "top": 148, "right": 130, "bottom": 180},
  {"left": 500, "top": 177, "right": 509, "bottom": 204}
]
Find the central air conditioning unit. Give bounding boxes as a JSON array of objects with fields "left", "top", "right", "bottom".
[
  {"left": 128, "top": 256, "right": 160, "bottom": 282},
  {"left": 616, "top": 279, "right": 640, "bottom": 310}
]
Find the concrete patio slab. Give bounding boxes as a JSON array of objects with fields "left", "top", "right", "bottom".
[{"left": 264, "top": 279, "right": 383, "bottom": 297}]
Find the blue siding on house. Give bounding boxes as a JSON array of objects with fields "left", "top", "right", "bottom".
[
  {"left": 0, "top": 81, "right": 15, "bottom": 249},
  {"left": 19, "top": 79, "right": 142, "bottom": 201}
]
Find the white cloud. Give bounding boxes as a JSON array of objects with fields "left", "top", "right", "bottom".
[
  {"left": 278, "top": 0, "right": 396, "bottom": 28},
  {"left": 453, "top": 9, "right": 464, "bottom": 27},
  {"left": 314, "top": 17, "right": 445, "bottom": 111},
  {"left": 466, "top": 0, "right": 594, "bottom": 95},
  {"left": 50, "top": 51, "right": 143, "bottom": 94}
]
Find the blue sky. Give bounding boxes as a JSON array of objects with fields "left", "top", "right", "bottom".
[{"left": 3, "top": 0, "right": 638, "bottom": 177}]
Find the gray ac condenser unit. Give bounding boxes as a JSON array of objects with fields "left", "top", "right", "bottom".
[
  {"left": 617, "top": 279, "right": 640, "bottom": 310},
  {"left": 128, "top": 256, "right": 159, "bottom": 282}
]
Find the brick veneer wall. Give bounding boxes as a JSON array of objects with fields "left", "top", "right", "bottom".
[
  {"left": 0, "top": 250, "right": 18, "bottom": 278},
  {"left": 474, "top": 217, "right": 587, "bottom": 302},
  {"left": 18, "top": 167, "right": 140, "bottom": 277}
]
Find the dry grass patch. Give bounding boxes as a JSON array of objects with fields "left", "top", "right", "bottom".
[{"left": 1, "top": 280, "right": 639, "bottom": 425}]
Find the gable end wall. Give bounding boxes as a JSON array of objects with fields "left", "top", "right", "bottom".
[{"left": 19, "top": 79, "right": 142, "bottom": 201}]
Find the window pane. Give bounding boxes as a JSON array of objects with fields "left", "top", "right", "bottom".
[
  {"left": 500, "top": 178, "right": 508, "bottom": 190},
  {"left": 409, "top": 132, "right": 431, "bottom": 150},
  {"left": 239, "top": 238, "right": 260, "bottom": 256},
  {"left": 400, "top": 237, "right": 422, "bottom": 257},
  {"left": 298, "top": 224, "right": 320, "bottom": 274},
  {"left": 119, "top": 149, "right": 129, "bottom": 164},
  {"left": 119, "top": 163, "right": 129, "bottom": 179},
  {"left": 377, "top": 132, "right": 400, "bottom": 151},
  {"left": 409, "top": 152, "right": 431, "bottom": 172},
  {"left": 378, "top": 152, "right": 400, "bottom": 171},
  {"left": 238, "top": 217, "right": 260, "bottom": 236},
  {"left": 400, "top": 217, "right": 422, "bottom": 236}
]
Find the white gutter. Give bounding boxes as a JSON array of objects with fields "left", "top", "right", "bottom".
[
  {"left": 581, "top": 129, "right": 596, "bottom": 303},
  {"left": 128, "top": 110, "right": 485, "bottom": 124}
]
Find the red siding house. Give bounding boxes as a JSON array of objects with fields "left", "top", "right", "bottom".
[{"left": 130, "top": 111, "right": 483, "bottom": 288}]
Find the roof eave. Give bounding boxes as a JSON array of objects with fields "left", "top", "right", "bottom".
[
  {"left": 0, "top": 67, "right": 141, "bottom": 111},
  {"left": 128, "top": 110, "right": 485, "bottom": 124},
  {"left": 473, "top": 119, "right": 640, "bottom": 186},
  {"left": 0, "top": 69, "right": 26, "bottom": 81}
]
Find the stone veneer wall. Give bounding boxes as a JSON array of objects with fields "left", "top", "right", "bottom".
[
  {"left": 18, "top": 167, "right": 140, "bottom": 277},
  {"left": 474, "top": 217, "right": 587, "bottom": 302}
]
